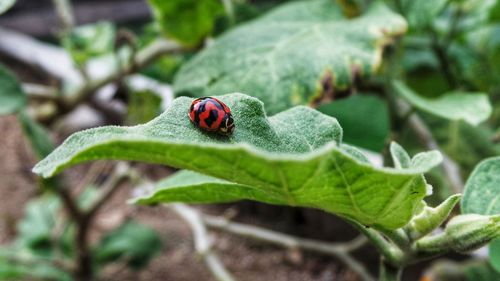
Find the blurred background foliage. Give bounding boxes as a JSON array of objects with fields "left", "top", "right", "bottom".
[{"left": 0, "top": 0, "right": 499, "bottom": 280}]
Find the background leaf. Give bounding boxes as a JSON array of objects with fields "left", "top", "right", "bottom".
[
  {"left": 174, "top": 0, "right": 407, "bottom": 114},
  {"left": 0, "top": 64, "right": 26, "bottom": 115},
  {"left": 317, "top": 95, "right": 390, "bottom": 151},
  {"left": 18, "top": 111, "right": 54, "bottom": 159},
  {"left": 17, "top": 196, "right": 60, "bottom": 256},
  {"left": 126, "top": 90, "right": 162, "bottom": 125},
  {"left": 490, "top": 239, "right": 500, "bottom": 273},
  {"left": 147, "top": 0, "right": 224, "bottom": 46},
  {"left": 462, "top": 157, "right": 500, "bottom": 273},
  {"left": 462, "top": 157, "right": 500, "bottom": 216},
  {"left": 393, "top": 80, "right": 492, "bottom": 125},
  {"left": 390, "top": 142, "right": 412, "bottom": 169},
  {"left": 62, "top": 21, "right": 116, "bottom": 66},
  {"left": 0, "top": 255, "right": 71, "bottom": 281},
  {"left": 34, "top": 94, "right": 441, "bottom": 229},
  {"left": 398, "top": 0, "right": 448, "bottom": 30},
  {"left": 94, "top": 221, "right": 162, "bottom": 269}
]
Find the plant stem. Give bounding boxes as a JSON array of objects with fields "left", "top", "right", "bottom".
[
  {"left": 203, "top": 213, "right": 375, "bottom": 281},
  {"left": 348, "top": 220, "right": 404, "bottom": 267},
  {"left": 169, "top": 204, "right": 236, "bottom": 281},
  {"left": 64, "top": 38, "right": 182, "bottom": 110},
  {"left": 55, "top": 184, "right": 93, "bottom": 280},
  {"left": 51, "top": 0, "right": 75, "bottom": 33},
  {"left": 379, "top": 259, "right": 403, "bottom": 281},
  {"left": 75, "top": 216, "right": 92, "bottom": 281}
]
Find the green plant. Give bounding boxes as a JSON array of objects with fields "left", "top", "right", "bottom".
[{"left": 1, "top": 0, "right": 500, "bottom": 280}]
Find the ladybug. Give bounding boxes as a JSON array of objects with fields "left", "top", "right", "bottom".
[{"left": 188, "top": 97, "right": 235, "bottom": 135}]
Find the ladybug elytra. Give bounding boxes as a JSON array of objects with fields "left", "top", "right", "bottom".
[{"left": 188, "top": 97, "right": 235, "bottom": 135}]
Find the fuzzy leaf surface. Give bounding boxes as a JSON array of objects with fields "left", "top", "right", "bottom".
[
  {"left": 462, "top": 157, "right": 500, "bottom": 270},
  {"left": 174, "top": 0, "right": 407, "bottom": 114},
  {"left": 34, "top": 94, "right": 441, "bottom": 229},
  {"left": 462, "top": 157, "right": 500, "bottom": 216}
]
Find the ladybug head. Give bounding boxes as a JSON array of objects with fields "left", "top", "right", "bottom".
[{"left": 219, "top": 114, "right": 235, "bottom": 135}]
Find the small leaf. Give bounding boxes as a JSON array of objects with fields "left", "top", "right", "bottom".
[
  {"left": 18, "top": 111, "right": 54, "bottom": 159},
  {"left": 0, "top": 255, "right": 71, "bottom": 281},
  {"left": 411, "top": 151, "right": 443, "bottom": 172},
  {"left": 0, "top": 0, "right": 15, "bottom": 15},
  {"left": 392, "top": 80, "right": 492, "bottom": 125},
  {"left": 94, "top": 221, "right": 162, "bottom": 269},
  {"left": 399, "top": 0, "right": 448, "bottom": 29},
  {"left": 462, "top": 157, "right": 500, "bottom": 270},
  {"left": 17, "top": 196, "right": 60, "bottom": 256},
  {"left": 127, "top": 90, "right": 162, "bottom": 125},
  {"left": 390, "top": 142, "right": 412, "bottom": 169},
  {"left": 462, "top": 157, "right": 500, "bottom": 216},
  {"left": 174, "top": 0, "right": 407, "bottom": 114},
  {"left": 318, "top": 95, "right": 390, "bottom": 151},
  {"left": 62, "top": 21, "right": 116, "bottom": 66},
  {"left": 490, "top": 239, "right": 500, "bottom": 273},
  {"left": 0, "top": 64, "right": 26, "bottom": 115},
  {"left": 147, "top": 0, "right": 224, "bottom": 46},
  {"left": 34, "top": 94, "right": 442, "bottom": 229}
]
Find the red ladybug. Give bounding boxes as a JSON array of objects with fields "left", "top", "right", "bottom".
[{"left": 188, "top": 97, "right": 235, "bottom": 135}]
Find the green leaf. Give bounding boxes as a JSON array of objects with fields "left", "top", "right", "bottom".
[
  {"left": 0, "top": 0, "right": 15, "bottom": 15},
  {"left": 174, "top": 0, "right": 407, "bottom": 114},
  {"left": 490, "top": 239, "right": 500, "bottom": 273},
  {"left": 134, "top": 170, "right": 286, "bottom": 205},
  {"left": 392, "top": 80, "right": 492, "bottom": 125},
  {"left": 17, "top": 196, "right": 60, "bottom": 256},
  {"left": 34, "top": 94, "right": 441, "bottom": 229},
  {"left": 390, "top": 142, "right": 412, "bottom": 169},
  {"left": 317, "top": 95, "right": 389, "bottom": 151},
  {"left": 0, "top": 64, "right": 26, "bottom": 115},
  {"left": 0, "top": 256, "right": 71, "bottom": 281},
  {"left": 147, "top": 0, "right": 224, "bottom": 47},
  {"left": 62, "top": 21, "right": 116, "bottom": 66},
  {"left": 127, "top": 90, "right": 162, "bottom": 125},
  {"left": 94, "top": 221, "right": 162, "bottom": 269},
  {"left": 462, "top": 157, "right": 500, "bottom": 270},
  {"left": 18, "top": 111, "right": 54, "bottom": 159},
  {"left": 462, "top": 157, "right": 500, "bottom": 216},
  {"left": 399, "top": 0, "right": 448, "bottom": 29},
  {"left": 464, "top": 261, "right": 500, "bottom": 281}
]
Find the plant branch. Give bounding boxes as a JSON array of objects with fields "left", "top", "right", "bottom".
[
  {"left": 63, "top": 38, "right": 182, "bottom": 110},
  {"left": 347, "top": 220, "right": 404, "bottom": 267},
  {"left": 85, "top": 162, "right": 130, "bottom": 220},
  {"left": 51, "top": 0, "right": 75, "bottom": 33},
  {"left": 168, "top": 204, "right": 236, "bottom": 281},
  {"left": 23, "top": 83, "right": 60, "bottom": 100},
  {"left": 203, "top": 214, "right": 375, "bottom": 281},
  {"left": 379, "top": 259, "right": 402, "bottom": 281}
]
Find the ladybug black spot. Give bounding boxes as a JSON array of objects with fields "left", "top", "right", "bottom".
[{"left": 205, "top": 109, "right": 219, "bottom": 127}]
